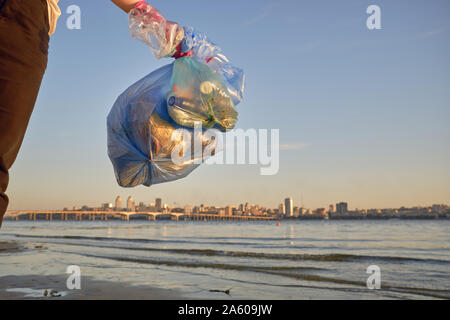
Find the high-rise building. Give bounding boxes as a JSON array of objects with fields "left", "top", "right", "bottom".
[
  {"left": 155, "top": 198, "right": 162, "bottom": 211},
  {"left": 278, "top": 203, "right": 285, "bottom": 215},
  {"left": 284, "top": 197, "right": 293, "bottom": 217},
  {"left": 225, "top": 206, "right": 232, "bottom": 216},
  {"left": 329, "top": 204, "right": 335, "bottom": 213},
  {"left": 127, "top": 196, "right": 135, "bottom": 212},
  {"left": 115, "top": 196, "right": 122, "bottom": 209},
  {"left": 336, "top": 202, "right": 348, "bottom": 214}
]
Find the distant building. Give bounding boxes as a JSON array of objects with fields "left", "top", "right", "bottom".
[
  {"left": 136, "top": 202, "right": 147, "bottom": 211},
  {"left": 329, "top": 204, "right": 335, "bottom": 213},
  {"left": 115, "top": 196, "right": 122, "bottom": 209},
  {"left": 225, "top": 206, "right": 232, "bottom": 216},
  {"left": 250, "top": 207, "right": 263, "bottom": 215},
  {"left": 155, "top": 198, "right": 162, "bottom": 212},
  {"left": 127, "top": 196, "right": 135, "bottom": 212},
  {"left": 278, "top": 203, "right": 285, "bottom": 215},
  {"left": 284, "top": 197, "right": 293, "bottom": 217},
  {"left": 336, "top": 202, "right": 348, "bottom": 214},
  {"left": 101, "top": 203, "right": 113, "bottom": 210},
  {"left": 432, "top": 204, "right": 446, "bottom": 213},
  {"left": 315, "top": 208, "right": 326, "bottom": 215}
]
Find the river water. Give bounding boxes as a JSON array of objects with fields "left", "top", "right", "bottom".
[{"left": 0, "top": 219, "right": 449, "bottom": 299}]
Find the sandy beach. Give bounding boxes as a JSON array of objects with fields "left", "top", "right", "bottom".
[
  {"left": 0, "top": 273, "right": 184, "bottom": 300},
  {"left": 0, "top": 275, "right": 182, "bottom": 300},
  {"left": 0, "top": 240, "right": 184, "bottom": 300}
]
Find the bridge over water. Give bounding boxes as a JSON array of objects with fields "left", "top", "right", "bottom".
[
  {"left": 5, "top": 210, "right": 182, "bottom": 221},
  {"left": 5, "top": 210, "right": 274, "bottom": 222}
]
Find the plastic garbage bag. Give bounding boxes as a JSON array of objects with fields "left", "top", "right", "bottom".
[
  {"left": 107, "top": 2, "right": 244, "bottom": 187},
  {"left": 107, "top": 64, "right": 217, "bottom": 187}
]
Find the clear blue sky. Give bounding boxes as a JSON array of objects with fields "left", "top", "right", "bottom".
[{"left": 7, "top": 0, "right": 450, "bottom": 210}]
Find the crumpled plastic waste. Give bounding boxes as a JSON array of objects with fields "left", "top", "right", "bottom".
[
  {"left": 128, "top": 2, "right": 184, "bottom": 59},
  {"left": 107, "top": 2, "right": 244, "bottom": 187}
]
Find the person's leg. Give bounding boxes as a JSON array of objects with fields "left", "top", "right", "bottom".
[{"left": 0, "top": 0, "right": 50, "bottom": 227}]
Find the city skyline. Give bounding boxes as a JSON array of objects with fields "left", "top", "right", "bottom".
[
  {"left": 58, "top": 195, "right": 450, "bottom": 214},
  {"left": 6, "top": 0, "right": 450, "bottom": 210},
  {"left": 5, "top": 194, "right": 448, "bottom": 222}
]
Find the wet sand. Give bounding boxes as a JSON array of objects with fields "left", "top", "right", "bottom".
[
  {"left": 0, "top": 274, "right": 184, "bottom": 300},
  {"left": 0, "top": 240, "right": 184, "bottom": 300},
  {"left": 0, "top": 241, "right": 25, "bottom": 254}
]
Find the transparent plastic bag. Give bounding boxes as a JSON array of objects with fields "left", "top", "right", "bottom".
[
  {"left": 167, "top": 56, "right": 237, "bottom": 132},
  {"left": 107, "top": 64, "right": 216, "bottom": 187},
  {"left": 128, "top": 5, "right": 244, "bottom": 106},
  {"left": 107, "top": 3, "right": 245, "bottom": 187},
  {"left": 180, "top": 26, "right": 245, "bottom": 106},
  {"left": 129, "top": 3, "right": 184, "bottom": 59}
]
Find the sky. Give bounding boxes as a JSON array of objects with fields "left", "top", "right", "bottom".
[{"left": 7, "top": 0, "right": 450, "bottom": 210}]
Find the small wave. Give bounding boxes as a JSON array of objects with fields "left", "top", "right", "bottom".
[
  {"left": 130, "top": 247, "right": 450, "bottom": 265},
  {"left": 59, "top": 250, "right": 450, "bottom": 300},
  {"left": 56, "top": 250, "right": 322, "bottom": 272},
  {"left": 11, "top": 234, "right": 258, "bottom": 247},
  {"left": 12, "top": 233, "right": 450, "bottom": 265}
]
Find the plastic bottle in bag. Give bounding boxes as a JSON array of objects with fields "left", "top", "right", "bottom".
[{"left": 166, "top": 57, "right": 237, "bottom": 132}]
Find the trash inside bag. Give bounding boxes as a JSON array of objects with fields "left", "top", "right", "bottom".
[
  {"left": 107, "top": 2, "right": 244, "bottom": 187},
  {"left": 179, "top": 26, "right": 245, "bottom": 106},
  {"left": 167, "top": 57, "right": 237, "bottom": 132}
]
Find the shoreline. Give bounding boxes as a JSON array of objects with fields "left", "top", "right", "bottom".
[
  {"left": 0, "top": 274, "right": 185, "bottom": 300},
  {"left": 0, "top": 240, "right": 185, "bottom": 300}
]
